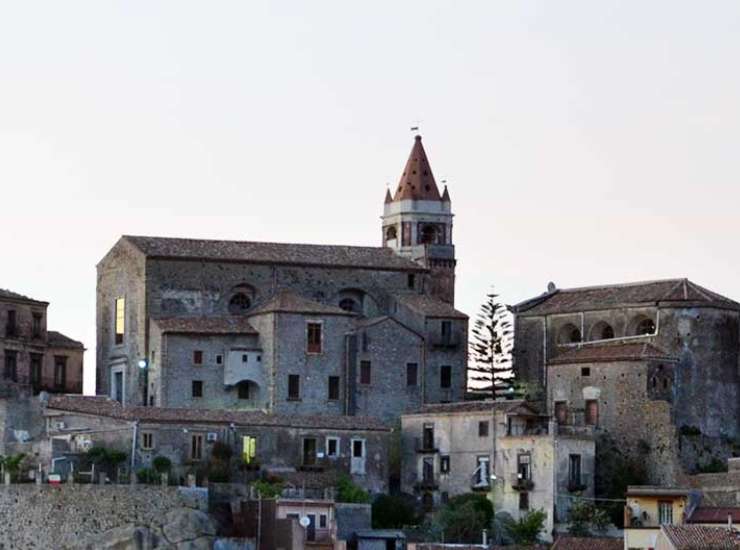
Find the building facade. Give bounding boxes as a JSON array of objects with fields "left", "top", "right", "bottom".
[
  {"left": 1, "top": 288, "right": 84, "bottom": 395},
  {"left": 95, "top": 136, "right": 468, "bottom": 422},
  {"left": 513, "top": 279, "right": 740, "bottom": 478},
  {"left": 400, "top": 400, "right": 595, "bottom": 541}
]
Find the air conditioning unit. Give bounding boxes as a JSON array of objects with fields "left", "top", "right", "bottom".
[{"left": 207, "top": 432, "right": 218, "bottom": 442}]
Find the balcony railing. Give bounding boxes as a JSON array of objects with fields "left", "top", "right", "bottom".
[
  {"left": 510, "top": 473, "right": 534, "bottom": 491},
  {"left": 415, "top": 437, "right": 440, "bottom": 453}
]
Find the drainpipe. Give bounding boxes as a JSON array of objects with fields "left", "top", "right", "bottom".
[{"left": 130, "top": 421, "right": 139, "bottom": 474}]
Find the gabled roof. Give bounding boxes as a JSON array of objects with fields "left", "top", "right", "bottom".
[
  {"left": 47, "top": 331, "right": 85, "bottom": 349},
  {"left": 548, "top": 342, "right": 677, "bottom": 366},
  {"left": 395, "top": 293, "right": 468, "bottom": 319},
  {"left": 551, "top": 536, "right": 623, "bottom": 550},
  {"left": 392, "top": 135, "right": 442, "bottom": 202},
  {"left": 153, "top": 317, "right": 258, "bottom": 335},
  {"left": 688, "top": 507, "right": 740, "bottom": 525},
  {"left": 626, "top": 485, "right": 691, "bottom": 497},
  {"left": 46, "top": 395, "right": 391, "bottom": 432},
  {"left": 120, "top": 235, "right": 426, "bottom": 272},
  {"left": 660, "top": 524, "right": 740, "bottom": 549},
  {"left": 248, "top": 290, "right": 354, "bottom": 317},
  {"left": 514, "top": 279, "right": 740, "bottom": 315},
  {"left": 0, "top": 288, "right": 48, "bottom": 305}
]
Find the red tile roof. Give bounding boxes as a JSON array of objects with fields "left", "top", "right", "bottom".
[
  {"left": 121, "top": 235, "right": 425, "bottom": 272},
  {"left": 153, "top": 316, "right": 259, "bottom": 335},
  {"left": 46, "top": 395, "right": 391, "bottom": 432},
  {"left": 660, "top": 524, "right": 740, "bottom": 549},
  {"left": 548, "top": 342, "right": 676, "bottom": 365},
  {"left": 515, "top": 279, "right": 740, "bottom": 315},
  {"left": 47, "top": 331, "right": 85, "bottom": 349},
  {"left": 392, "top": 135, "right": 442, "bottom": 202},
  {"left": 0, "top": 288, "right": 48, "bottom": 305},
  {"left": 688, "top": 507, "right": 740, "bottom": 525},
  {"left": 551, "top": 536, "right": 623, "bottom": 550}
]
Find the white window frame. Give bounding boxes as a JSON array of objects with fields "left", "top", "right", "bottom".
[
  {"left": 326, "top": 436, "right": 341, "bottom": 458},
  {"left": 350, "top": 438, "right": 366, "bottom": 475}
]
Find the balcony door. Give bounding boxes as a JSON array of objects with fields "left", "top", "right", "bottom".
[{"left": 350, "top": 439, "right": 366, "bottom": 474}]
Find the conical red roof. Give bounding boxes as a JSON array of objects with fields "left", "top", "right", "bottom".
[{"left": 393, "top": 135, "right": 442, "bottom": 201}]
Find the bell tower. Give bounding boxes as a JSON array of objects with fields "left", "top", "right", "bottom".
[{"left": 382, "top": 135, "right": 456, "bottom": 304}]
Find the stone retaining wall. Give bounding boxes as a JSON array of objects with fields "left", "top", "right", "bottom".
[{"left": 0, "top": 484, "right": 209, "bottom": 549}]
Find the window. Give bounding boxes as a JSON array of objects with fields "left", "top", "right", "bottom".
[
  {"left": 422, "top": 457, "right": 435, "bottom": 483},
  {"left": 229, "top": 293, "right": 252, "bottom": 314},
  {"left": 517, "top": 453, "right": 531, "bottom": 480},
  {"left": 112, "top": 369, "right": 124, "bottom": 403},
  {"left": 554, "top": 401, "right": 568, "bottom": 424},
  {"left": 307, "top": 322, "right": 322, "bottom": 354},
  {"left": 339, "top": 298, "right": 359, "bottom": 313},
  {"left": 360, "top": 361, "right": 371, "bottom": 385},
  {"left": 585, "top": 399, "right": 599, "bottom": 426},
  {"left": 6, "top": 310, "right": 17, "bottom": 337},
  {"left": 192, "top": 380, "right": 203, "bottom": 398},
  {"left": 422, "top": 424, "right": 435, "bottom": 450},
  {"left": 32, "top": 313, "right": 42, "bottom": 338},
  {"left": 54, "top": 356, "right": 67, "bottom": 389},
  {"left": 190, "top": 434, "right": 204, "bottom": 461},
  {"left": 30, "top": 353, "right": 42, "bottom": 387},
  {"left": 193, "top": 350, "right": 203, "bottom": 365},
  {"left": 440, "top": 365, "right": 452, "bottom": 389},
  {"left": 326, "top": 437, "right": 340, "bottom": 458},
  {"left": 636, "top": 318, "right": 656, "bottom": 336},
  {"left": 569, "top": 454, "right": 582, "bottom": 485},
  {"left": 288, "top": 374, "right": 300, "bottom": 400},
  {"left": 242, "top": 354, "right": 248, "bottom": 363},
  {"left": 303, "top": 437, "right": 318, "bottom": 466},
  {"left": 141, "top": 432, "right": 154, "bottom": 450},
  {"left": 658, "top": 501, "right": 674, "bottom": 525},
  {"left": 440, "top": 455, "right": 450, "bottom": 473},
  {"left": 216, "top": 354, "right": 223, "bottom": 365},
  {"left": 590, "top": 321, "right": 614, "bottom": 341},
  {"left": 406, "top": 363, "right": 418, "bottom": 386},
  {"left": 478, "top": 421, "right": 489, "bottom": 437},
  {"left": 519, "top": 491, "right": 529, "bottom": 511},
  {"left": 114, "top": 298, "right": 125, "bottom": 344},
  {"left": 475, "top": 456, "right": 490, "bottom": 487},
  {"left": 328, "top": 376, "right": 340, "bottom": 400},
  {"left": 581, "top": 367, "right": 590, "bottom": 377},
  {"left": 557, "top": 323, "right": 581, "bottom": 344},
  {"left": 441, "top": 321, "right": 452, "bottom": 344},
  {"left": 237, "top": 381, "right": 250, "bottom": 399},
  {"left": 407, "top": 273, "right": 415, "bottom": 289},
  {"left": 385, "top": 225, "right": 397, "bottom": 242},
  {"left": 4, "top": 350, "right": 18, "bottom": 381},
  {"left": 319, "top": 514, "right": 327, "bottom": 529},
  {"left": 242, "top": 436, "right": 257, "bottom": 464}
]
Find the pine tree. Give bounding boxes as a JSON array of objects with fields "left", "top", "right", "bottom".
[{"left": 468, "top": 289, "right": 515, "bottom": 399}]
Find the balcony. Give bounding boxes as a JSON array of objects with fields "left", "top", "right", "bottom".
[
  {"left": 431, "top": 335, "right": 461, "bottom": 350},
  {"left": 567, "top": 473, "right": 591, "bottom": 493},
  {"left": 510, "top": 473, "right": 534, "bottom": 491},
  {"left": 415, "top": 437, "right": 440, "bottom": 454}
]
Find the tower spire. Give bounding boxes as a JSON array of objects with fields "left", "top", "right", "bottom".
[{"left": 393, "top": 135, "right": 442, "bottom": 201}]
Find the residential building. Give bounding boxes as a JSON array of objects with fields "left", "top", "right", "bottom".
[
  {"left": 654, "top": 524, "right": 739, "bottom": 550},
  {"left": 624, "top": 486, "right": 691, "bottom": 549},
  {"left": 42, "top": 394, "right": 391, "bottom": 494},
  {"left": 1, "top": 288, "right": 84, "bottom": 395},
  {"left": 95, "top": 135, "right": 468, "bottom": 422},
  {"left": 400, "top": 400, "right": 595, "bottom": 542}
]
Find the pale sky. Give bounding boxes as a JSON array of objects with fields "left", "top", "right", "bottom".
[{"left": 1, "top": 2, "right": 739, "bottom": 395}]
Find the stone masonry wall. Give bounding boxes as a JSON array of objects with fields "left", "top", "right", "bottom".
[{"left": 0, "top": 485, "right": 207, "bottom": 549}]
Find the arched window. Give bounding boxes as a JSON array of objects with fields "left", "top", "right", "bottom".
[
  {"left": 420, "top": 224, "right": 440, "bottom": 245},
  {"left": 229, "top": 293, "right": 252, "bottom": 314},
  {"left": 589, "top": 321, "right": 615, "bottom": 341},
  {"left": 385, "top": 226, "right": 397, "bottom": 242},
  {"left": 339, "top": 298, "right": 360, "bottom": 313},
  {"left": 636, "top": 318, "right": 656, "bottom": 336},
  {"left": 557, "top": 323, "right": 582, "bottom": 345}
]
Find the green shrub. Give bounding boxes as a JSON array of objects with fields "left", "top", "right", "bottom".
[
  {"left": 431, "top": 493, "right": 495, "bottom": 543},
  {"left": 697, "top": 458, "right": 727, "bottom": 474},
  {"left": 504, "top": 509, "right": 547, "bottom": 545},
  {"left": 152, "top": 456, "right": 172, "bottom": 474},
  {"left": 253, "top": 479, "right": 284, "bottom": 499},
  {"left": 336, "top": 474, "right": 371, "bottom": 503},
  {"left": 136, "top": 467, "right": 158, "bottom": 484}
]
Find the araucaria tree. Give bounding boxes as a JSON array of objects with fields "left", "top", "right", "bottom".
[{"left": 468, "top": 288, "right": 515, "bottom": 399}]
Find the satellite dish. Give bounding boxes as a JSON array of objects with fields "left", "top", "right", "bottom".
[{"left": 299, "top": 516, "right": 311, "bottom": 528}]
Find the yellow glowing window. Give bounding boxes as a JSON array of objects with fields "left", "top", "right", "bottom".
[
  {"left": 242, "top": 436, "right": 257, "bottom": 464},
  {"left": 115, "top": 298, "right": 125, "bottom": 344}
]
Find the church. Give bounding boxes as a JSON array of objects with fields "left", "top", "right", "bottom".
[{"left": 96, "top": 135, "right": 468, "bottom": 422}]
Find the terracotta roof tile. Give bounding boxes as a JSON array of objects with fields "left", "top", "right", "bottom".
[
  {"left": 660, "top": 524, "right": 740, "bottom": 549},
  {"left": 122, "top": 235, "right": 425, "bottom": 272},
  {"left": 46, "top": 395, "right": 391, "bottom": 432},
  {"left": 548, "top": 342, "right": 677, "bottom": 365},
  {"left": 395, "top": 293, "right": 468, "bottom": 319},
  {"left": 47, "top": 331, "right": 85, "bottom": 349},
  {"left": 153, "top": 317, "right": 259, "bottom": 335},
  {"left": 392, "top": 135, "right": 442, "bottom": 202},
  {"left": 0, "top": 288, "right": 47, "bottom": 305},
  {"left": 515, "top": 279, "right": 740, "bottom": 315},
  {"left": 248, "top": 290, "right": 354, "bottom": 317},
  {"left": 551, "top": 536, "right": 623, "bottom": 550}
]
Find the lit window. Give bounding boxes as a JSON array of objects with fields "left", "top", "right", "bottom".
[{"left": 114, "top": 298, "right": 125, "bottom": 344}]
